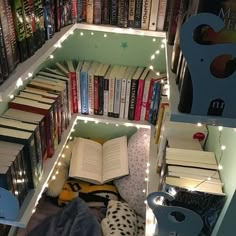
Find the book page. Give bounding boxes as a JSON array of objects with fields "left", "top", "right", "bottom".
[
  {"left": 69, "top": 138, "right": 103, "bottom": 184},
  {"left": 102, "top": 136, "right": 129, "bottom": 182}
]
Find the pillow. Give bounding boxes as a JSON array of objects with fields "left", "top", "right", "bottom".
[
  {"left": 114, "top": 128, "right": 151, "bottom": 218},
  {"left": 46, "top": 140, "right": 74, "bottom": 197},
  {"left": 101, "top": 200, "right": 145, "bottom": 236},
  {"left": 58, "top": 178, "right": 119, "bottom": 207}
]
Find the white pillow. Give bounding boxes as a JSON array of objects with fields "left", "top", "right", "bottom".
[{"left": 114, "top": 128, "right": 151, "bottom": 218}]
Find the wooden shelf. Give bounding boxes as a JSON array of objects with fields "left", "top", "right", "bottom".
[
  {"left": 0, "top": 115, "right": 77, "bottom": 228},
  {"left": 166, "top": 45, "right": 236, "bottom": 128}
]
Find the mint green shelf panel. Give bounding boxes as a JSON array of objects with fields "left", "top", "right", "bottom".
[
  {"left": 72, "top": 119, "right": 137, "bottom": 141},
  {"left": 50, "top": 29, "right": 166, "bottom": 73}
]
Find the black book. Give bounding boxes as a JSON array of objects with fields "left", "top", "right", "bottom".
[
  {"left": 54, "top": 0, "right": 61, "bottom": 32},
  {"left": 110, "top": 0, "right": 118, "bottom": 25},
  {"left": 0, "top": 127, "right": 39, "bottom": 189},
  {"left": 101, "top": 0, "right": 110, "bottom": 24},
  {"left": 10, "top": 0, "right": 29, "bottom": 62},
  {"left": 117, "top": 0, "right": 128, "bottom": 28},
  {"left": 133, "top": 0, "right": 142, "bottom": 28},
  {"left": 43, "top": 0, "right": 55, "bottom": 40}
]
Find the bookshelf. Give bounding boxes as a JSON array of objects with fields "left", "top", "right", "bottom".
[{"left": 166, "top": 45, "right": 236, "bottom": 128}]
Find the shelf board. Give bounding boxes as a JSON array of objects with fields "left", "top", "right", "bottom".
[
  {"left": 75, "top": 23, "right": 166, "bottom": 38},
  {"left": 0, "top": 115, "right": 77, "bottom": 228},
  {"left": 166, "top": 45, "right": 236, "bottom": 128},
  {"left": 0, "top": 24, "right": 77, "bottom": 102}
]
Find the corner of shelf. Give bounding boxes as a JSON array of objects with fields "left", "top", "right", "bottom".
[{"left": 166, "top": 45, "right": 236, "bottom": 128}]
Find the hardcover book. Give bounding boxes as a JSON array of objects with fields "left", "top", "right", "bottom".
[
  {"left": 117, "top": 0, "right": 128, "bottom": 28},
  {"left": 69, "top": 136, "right": 129, "bottom": 185},
  {"left": 101, "top": 0, "right": 110, "bottom": 24},
  {"left": 110, "top": 0, "right": 118, "bottom": 25},
  {"left": 93, "top": 0, "right": 102, "bottom": 24},
  {"left": 134, "top": 0, "right": 142, "bottom": 28},
  {"left": 141, "top": 0, "right": 151, "bottom": 30}
]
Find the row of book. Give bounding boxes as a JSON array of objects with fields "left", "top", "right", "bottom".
[
  {"left": 38, "top": 60, "right": 167, "bottom": 125},
  {"left": 166, "top": 0, "right": 236, "bottom": 116},
  {"left": 0, "top": 0, "right": 78, "bottom": 85},
  {"left": 160, "top": 135, "right": 226, "bottom": 235}
]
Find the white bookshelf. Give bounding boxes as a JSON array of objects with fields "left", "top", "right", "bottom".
[
  {"left": 166, "top": 45, "right": 236, "bottom": 128},
  {"left": 0, "top": 115, "right": 77, "bottom": 228}
]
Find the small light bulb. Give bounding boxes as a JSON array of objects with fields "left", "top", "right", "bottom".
[
  {"left": 104, "top": 34, "right": 107, "bottom": 38},
  {"left": 69, "top": 31, "right": 74, "bottom": 35},
  {"left": 151, "top": 54, "right": 155, "bottom": 60},
  {"left": 156, "top": 71, "right": 160, "bottom": 76},
  {"left": 145, "top": 177, "right": 149, "bottom": 182},
  {"left": 197, "top": 122, "right": 202, "bottom": 127},
  {"left": 116, "top": 124, "right": 119, "bottom": 127},
  {"left": 218, "top": 164, "right": 223, "bottom": 170},
  {"left": 69, "top": 136, "right": 73, "bottom": 140},
  {"left": 16, "top": 78, "right": 23, "bottom": 87},
  {"left": 161, "top": 44, "right": 165, "bottom": 48},
  {"left": 84, "top": 120, "right": 88, "bottom": 123},
  {"left": 9, "top": 94, "right": 14, "bottom": 99},
  {"left": 152, "top": 38, "right": 156, "bottom": 42},
  {"left": 221, "top": 145, "right": 226, "bottom": 150},
  {"left": 52, "top": 175, "right": 56, "bottom": 180},
  {"left": 95, "top": 120, "right": 99, "bottom": 124},
  {"left": 61, "top": 154, "right": 65, "bottom": 158},
  {"left": 66, "top": 145, "right": 69, "bottom": 149},
  {"left": 49, "top": 55, "right": 54, "bottom": 59},
  {"left": 207, "top": 177, "right": 212, "bottom": 181},
  {"left": 80, "top": 32, "right": 84, "bottom": 36},
  {"left": 155, "top": 50, "right": 160, "bottom": 54},
  {"left": 91, "top": 32, "right": 94, "bottom": 35},
  {"left": 143, "top": 189, "right": 146, "bottom": 193},
  {"left": 146, "top": 169, "right": 149, "bottom": 174},
  {"left": 32, "top": 209, "right": 36, "bottom": 213},
  {"left": 144, "top": 200, "right": 147, "bottom": 205},
  {"left": 147, "top": 162, "right": 150, "bottom": 167},
  {"left": 58, "top": 162, "right": 62, "bottom": 166},
  {"left": 218, "top": 126, "right": 223, "bottom": 131},
  {"left": 106, "top": 122, "right": 109, "bottom": 124},
  {"left": 149, "top": 65, "right": 154, "bottom": 70}
]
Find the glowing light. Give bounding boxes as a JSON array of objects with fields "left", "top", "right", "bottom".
[
  {"left": 91, "top": 32, "right": 94, "bottom": 35},
  {"left": 116, "top": 124, "right": 119, "bottom": 127},
  {"left": 9, "top": 94, "right": 14, "bottom": 99},
  {"left": 197, "top": 122, "right": 202, "bottom": 127},
  {"left": 149, "top": 65, "right": 154, "bottom": 70},
  {"left": 16, "top": 78, "right": 23, "bottom": 87},
  {"left": 161, "top": 44, "right": 165, "bottom": 48},
  {"left": 84, "top": 120, "right": 88, "bottom": 123},
  {"left": 218, "top": 164, "right": 223, "bottom": 170},
  {"left": 221, "top": 145, "right": 226, "bottom": 150},
  {"left": 52, "top": 175, "right": 56, "bottom": 180},
  {"left": 80, "top": 32, "right": 84, "bottom": 36},
  {"left": 95, "top": 120, "right": 99, "bottom": 124},
  {"left": 151, "top": 54, "right": 155, "bottom": 60},
  {"left": 156, "top": 71, "right": 160, "bottom": 76},
  {"left": 152, "top": 38, "right": 156, "bottom": 42},
  {"left": 218, "top": 126, "right": 223, "bottom": 131},
  {"left": 155, "top": 50, "right": 160, "bottom": 54},
  {"left": 104, "top": 34, "right": 107, "bottom": 37},
  {"left": 57, "top": 162, "right": 62, "bottom": 166},
  {"left": 168, "top": 187, "right": 177, "bottom": 196},
  {"left": 49, "top": 55, "right": 54, "bottom": 59},
  {"left": 28, "top": 72, "right": 33, "bottom": 77},
  {"left": 147, "top": 162, "right": 150, "bottom": 167},
  {"left": 143, "top": 189, "right": 146, "bottom": 193}
]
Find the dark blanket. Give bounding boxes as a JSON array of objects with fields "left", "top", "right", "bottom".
[{"left": 27, "top": 198, "right": 102, "bottom": 236}]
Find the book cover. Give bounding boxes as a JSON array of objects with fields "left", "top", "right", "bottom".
[
  {"left": 108, "top": 66, "right": 118, "bottom": 117},
  {"left": 10, "top": 0, "right": 28, "bottom": 62},
  {"left": 76, "top": 60, "right": 84, "bottom": 114},
  {"left": 128, "top": 0, "right": 136, "bottom": 27},
  {"left": 148, "top": 0, "right": 160, "bottom": 31},
  {"left": 77, "top": 0, "right": 83, "bottom": 22},
  {"left": 110, "top": 0, "right": 118, "bottom": 25},
  {"left": 141, "top": 0, "right": 152, "bottom": 30},
  {"left": 69, "top": 136, "right": 129, "bottom": 185},
  {"left": 0, "top": 127, "right": 39, "bottom": 189},
  {"left": 82, "top": 0, "right": 86, "bottom": 22},
  {"left": 54, "top": 0, "right": 61, "bottom": 32},
  {"left": 44, "top": 0, "right": 55, "bottom": 40},
  {"left": 156, "top": 0, "right": 169, "bottom": 31},
  {"left": 134, "top": 0, "right": 142, "bottom": 28}
]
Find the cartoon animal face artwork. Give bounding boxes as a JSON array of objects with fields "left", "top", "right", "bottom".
[
  {"left": 147, "top": 192, "right": 203, "bottom": 236},
  {"left": 179, "top": 13, "right": 236, "bottom": 118}
]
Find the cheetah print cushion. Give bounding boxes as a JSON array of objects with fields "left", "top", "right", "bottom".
[
  {"left": 114, "top": 128, "right": 151, "bottom": 218},
  {"left": 101, "top": 200, "right": 145, "bottom": 236}
]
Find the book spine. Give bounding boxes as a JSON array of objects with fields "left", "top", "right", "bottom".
[
  {"left": 10, "top": 0, "right": 28, "bottom": 62},
  {"left": 86, "top": 0, "right": 94, "bottom": 24},
  {"left": 113, "top": 78, "right": 122, "bottom": 118},
  {"left": 55, "top": 96, "right": 62, "bottom": 143},
  {"left": 76, "top": 70, "right": 81, "bottom": 113},
  {"left": 103, "top": 77, "right": 109, "bottom": 116},
  {"left": 71, "top": 0, "right": 78, "bottom": 23},
  {"left": 77, "top": 0, "right": 83, "bottom": 22},
  {"left": 94, "top": 75, "right": 99, "bottom": 115},
  {"left": 69, "top": 72, "right": 78, "bottom": 114},
  {"left": 110, "top": 0, "right": 118, "bottom": 25},
  {"left": 93, "top": 0, "right": 102, "bottom": 24},
  {"left": 0, "top": 18, "right": 8, "bottom": 79},
  {"left": 148, "top": 0, "right": 159, "bottom": 31},
  {"left": 140, "top": 78, "right": 151, "bottom": 120},
  {"left": 98, "top": 76, "right": 104, "bottom": 115},
  {"left": 3, "top": 0, "right": 19, "bottom": 70},
  {"left": 108, "top": 77, "right": 115, "bottom": 117},
  {"left": 22, "top": 0, "right": 35, "bottom": 56},
  {"left": 80, "top": 71, "right": 89, "bottom": 114},
  {"left": 51, "top": 101, "right": 59, "bottom": 150},
  {"left": 128, "top": 79, "right": 139, "bottom": 120},
  {"left": 134, "top": 78, "right": 145, "bottom": 121},
  {"left": 148, "top": 81, "right": 158, "bottom": 123},
  {"left": 117, "top": 0, "right": 128, "bottom": 28},
  {"left": 124, "top": 78, "right": 131, "bottom": 119},
  {"left": 163, "top": 0, "right": 172, "bottom": 31},
  {"left": 119, "top": 78, "right": 127, "bottom": 119},
  {"left": 46, "top": 107, "right": 55, "bottom": 158},
  {"left": 82, "top": 0, "right": 86, "bottom": 22},
  {"left": 101, "top": 0, "right": 110, "bottom": 24},
  {"left": 128, "top": 0, "right": 135, "bottom": 27},
  {"left": 44, "top": 0, "right": 54, "bottom": 40},
  {"left": 54, "top": 0, "right": 61, "bottom": 32},
  {"left": 34, "top": 0, "right": 45, "bottom": 46},
  {"left": 145, "top": 78, "right": 155, "bottom": 120},
  {"left": 167, "top": 0, "right": 183, "bottom": 46},
  {"left": 156, "top": 0, "right": 168, "bottom": 31},
  {"left": 88, "top": 73, "right": 94, "bottom": 115},
  {"left": 141, "top": 0, "right": 151, "bottom": 30},
  {"left": 134, "top": 0, "right": 142, "bottom": 28},
  {"left": 0, "top": 0, "right": 13, "bottom": 73}
]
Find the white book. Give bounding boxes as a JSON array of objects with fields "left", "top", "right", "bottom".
[
  {"left": 86, "top": 0, "right": 94, "bottom": 24},
  {"left": 149, "top": 0, "right": 160, "bottom": 30},
  {"left": 141, "top": 0, "right": 152, "bottom": 30},
  {"left": 69, "top": 136, "right": 129, "bottom": 185},
  {"left": 76, "top": 60, "right": 84, "bottom": 113},
  {"left": 124, "top": 67, "right": 136, "bottom": 119},
  {"left": 156, "top": 0, "right": 168, "bottom": 31},
  {"left": 113, "top": 66, "right": 127, "bottom": 118},
  {"left": 87, "top": 62, "right": 100, "bottom": 115}
]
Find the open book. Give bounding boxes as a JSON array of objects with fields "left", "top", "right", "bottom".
[{"left": 69, "top": 136, "right": 129, "bottom": 184}]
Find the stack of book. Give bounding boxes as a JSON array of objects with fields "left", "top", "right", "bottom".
[{"left": 160, "top": 138, "right": 226, "bottom": 235}]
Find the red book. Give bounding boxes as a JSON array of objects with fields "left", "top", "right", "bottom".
[{"left": 145, "top": 78, "right": 156, "bottom": 121}]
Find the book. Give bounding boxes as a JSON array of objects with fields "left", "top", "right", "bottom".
[
  {"left": 134, "top": 0, "right": 142, "bottom": 28},
  {"left": 165, "top": 147, "right": 218, "bottom": 170},
  {"left": 86, "top": 0, "right": 93, "bottom": 24},
  {"left": 134, "top": 67, "right": 150, "bottom": 121},
  {"left": 117, "top": 0, "right": 128, "bottom": 28},
  {"left": 76, "top": 60, "right": 84, "bottom": 114},
  {"left": 148, "top": 0, "right": 160, "bottom": 30},
  {"left": 128, "top": 67, "right": 144, "bottom": 120},
  {"left": 0, "top": 127, "right": 39, "bottom": 189},
  {"left": 110, "top": 0, "right": 118, "bottom": 25},
  {"left": 101, "top": 0, "right": 110, "bottom": 24},
  {"left": 103, "top": 66, "right": 113, "bottom": 116},
  {"left": 141, "top": 0, "right": 152, "bottom": 30},
  {"left": 2, "top": 108, "right": 47, "bottom": 161},
  {"left": 156, "top": 0, "right": 169, "bottom": 31},
  {"left": 69, "top": 136, "right": 129, "bottom": 184},
  {"left": 93, "top": 0, "right": 102, "bottom": 24},
  {"left": 128, "top": 0, "right": 136, "bottom": 27}
]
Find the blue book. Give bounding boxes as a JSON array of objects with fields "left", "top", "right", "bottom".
[
  {"left": 80, "top": 62, "right": 91, "bottom": 114},
  {"left": 77, "top": 0, "right": 83, "bottom": 22}
]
